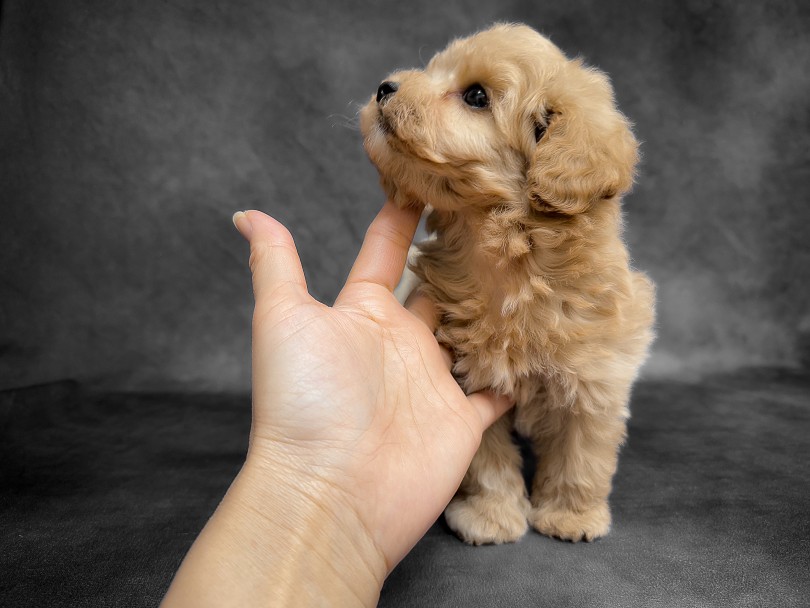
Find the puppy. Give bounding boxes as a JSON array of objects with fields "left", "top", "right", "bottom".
[{"left": 360, "top": 23, "right": 655, "bottom": 544}]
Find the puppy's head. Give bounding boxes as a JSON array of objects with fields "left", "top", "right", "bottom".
[{"left": 360, "top": 24, "right": 638, "bottom": 216}]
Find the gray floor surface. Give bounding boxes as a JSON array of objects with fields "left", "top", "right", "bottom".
[{"left": 2, "top": 369, "right": 808, "bottom": 607}]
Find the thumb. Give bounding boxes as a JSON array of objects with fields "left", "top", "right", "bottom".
[{"left": 233, "top": 210, "right": 309, "bottom": 305}]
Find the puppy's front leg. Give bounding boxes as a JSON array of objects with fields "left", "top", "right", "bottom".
[
  {"left": 444, "top": 415, "right": 530, "bottom": 545},
  {"left": 529, "top": 382, "right": 629, "bottom": 542}
]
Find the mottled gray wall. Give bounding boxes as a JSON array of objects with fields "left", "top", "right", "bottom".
[{"left": 1, "top": 0, "right": 808, "bottom": 391}]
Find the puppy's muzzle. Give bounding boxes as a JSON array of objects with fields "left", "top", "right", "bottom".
[
  {"left": 375, "top": 81, "right": 400, "bottom": 136},
  {"left": 376, "top": 81, "right": 399, "bottom": 103}
]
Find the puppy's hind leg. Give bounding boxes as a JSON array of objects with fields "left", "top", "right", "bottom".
[{"left": 445, "top": 415, "right": 530, "bottom": 545}]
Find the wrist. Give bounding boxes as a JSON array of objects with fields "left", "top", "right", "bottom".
[
  {"left": 231, "top": 451, "right": 387, "bottom": 606},
  {"left": 162, "top": 450, "right": 387, "bottom": 608}
]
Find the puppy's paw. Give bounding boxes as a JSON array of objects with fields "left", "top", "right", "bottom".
[
  {"left": 529, "top": 501, "right": 611, "bottom": 542},
  {"left": 445, "top": 494, "right": 529, "bottom": 545}
]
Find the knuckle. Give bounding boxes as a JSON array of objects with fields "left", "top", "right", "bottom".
[
  {"left": 366, "top": 222, "right": 412, "bottom": 251},
  {"left": 248, "top": 242, "right": 268, "bottom": 276},
  {"left": 248, "top": 238, "right": 293, "bottom": 276}
]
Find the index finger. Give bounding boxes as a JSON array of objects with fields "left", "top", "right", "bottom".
[
  {"left": 341, "top": 201, "right": 422, "bottom": 293},
  {"left": 404, "top": 289, "right": 438, "bottom": 333},
  {"left": 404, "top": 289, "right": 454, "bottom": 370}
]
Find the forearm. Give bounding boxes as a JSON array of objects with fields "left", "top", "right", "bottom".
[{"left": 161, "top": 457, "right": 386, "bottom": 607}]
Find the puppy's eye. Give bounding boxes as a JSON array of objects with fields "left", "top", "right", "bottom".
[
  {"left": 462, "top": 84, "right": 489, "bottom": 108},
  {"left": 534, "top": 110, "right": 555, "bottom": 142},
  {"left": 534, "top": 124, "right": 546, "bottom": 142}
]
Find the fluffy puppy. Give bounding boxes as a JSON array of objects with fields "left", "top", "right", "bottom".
[{"left": 360, "top": 23, "right": 655, "bottom": 544}]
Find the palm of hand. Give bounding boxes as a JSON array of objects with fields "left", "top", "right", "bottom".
[{"left": 252, "top": 281, "right": 483, "bottom": 567}]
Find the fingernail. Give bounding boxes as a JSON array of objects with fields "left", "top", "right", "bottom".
[{"left": 232, "top": 211, "right": 253, "bottom": 240}]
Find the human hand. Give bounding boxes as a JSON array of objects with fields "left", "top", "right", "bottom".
[{"left": 162, "top": 202, "right": 512, "bottom": 607}]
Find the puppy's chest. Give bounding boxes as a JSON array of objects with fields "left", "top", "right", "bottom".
[{"left": 415, "top": 251, "right": 560, "bottom": 395}]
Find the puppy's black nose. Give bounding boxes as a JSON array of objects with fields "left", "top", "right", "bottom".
[{"left": 376, "top": 81, "right": 399, "bottom": 103}]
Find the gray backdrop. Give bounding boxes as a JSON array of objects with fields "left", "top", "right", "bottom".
[{"left": 1, "top": 0, "right": 808, "bottom": 392}]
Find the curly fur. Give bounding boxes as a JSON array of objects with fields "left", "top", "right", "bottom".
[{"left": 360, "top": 23, "right": 655, "bottom": 544}]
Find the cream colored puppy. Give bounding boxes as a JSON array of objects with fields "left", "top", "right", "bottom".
[{"left": 360, "top": 23, "right": 655, "bottom": 544}]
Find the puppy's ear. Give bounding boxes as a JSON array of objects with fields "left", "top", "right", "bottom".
[{"left": 527, "top": 63, "right": 639, "bottom": 215}]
